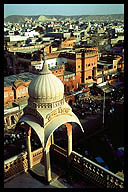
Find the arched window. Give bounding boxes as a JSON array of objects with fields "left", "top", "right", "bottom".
[{"left": 11, "top": 116, "right": 16, "bottom": 124}]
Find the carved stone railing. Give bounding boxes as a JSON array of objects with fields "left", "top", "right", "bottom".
[
  {"left": 32, "top": 147, "right": 43, "bottom": 166},
  {"left": 4, "top": 146, "right": 124, "bottom": 188},
  {"left": 70, "top": 151, "right": 124, "bottom": 188},
  {"left": 51, "top": 144, "right": 67, "bottom": 159},
  {"left": 4, "top": 152, "right": 28, "bottom": 181},
  {"left": 4, "top": 147, "right": 45, "bottom": 181}
]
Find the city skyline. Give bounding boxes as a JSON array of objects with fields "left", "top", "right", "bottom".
[{"left": 4, "top": 4, "right": 124, "bottom": 18}]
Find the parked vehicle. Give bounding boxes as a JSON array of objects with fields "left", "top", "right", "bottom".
[{"left": 95, "top": 156, "right": 110, "bottom": 170}]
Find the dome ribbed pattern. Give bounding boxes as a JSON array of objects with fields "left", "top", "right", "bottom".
[{"left": 28, "top": 73, "right": 64, "bottom": 103}]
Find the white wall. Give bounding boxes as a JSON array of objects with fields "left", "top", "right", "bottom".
[
  {"left": 34, "top": 57, "right": 67, "bottom": 70},
  {"left": 97, "top": 78, "right": 103, "bottom": 84},
  {"left": 115, "top": 27, "right": 124, "bottom": 33},
  {"left": 25, "top": 31, "right": 39, "bottom": 38},
  {"left": 9, "top": 35, "right": 28, "bottom": 42},
  {"left": 42, "top": 57, "right": 67, "bottom": 69}
]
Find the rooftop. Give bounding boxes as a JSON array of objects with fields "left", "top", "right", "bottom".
[
  {"left": 64, "top": 71, "right": 75, "bottom": 78},
  {"left": 4, "top": 171, "right": 67, "bottom": 188},
  {"left": 15, "top": 48, "right": 39, "bottom": 53},
  {"left": 97, "top": 62, "right": 112, "bottom": 66},
  {"left": 4, "top": 72, "right": 37, "bottom": 87},
  {"left": 4, "top": 163, "right": 98, "bottom": 188}
]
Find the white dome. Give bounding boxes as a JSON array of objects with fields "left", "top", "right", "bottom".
[
  {"left": 28, "top": 73, "right": 64, "bottom": 103},
  {"left": 28, "top": 54, "right": 64, "bottom": 103}
]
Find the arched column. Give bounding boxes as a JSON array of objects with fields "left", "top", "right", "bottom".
[
  {"left": 14, "top": 115, "right": 18, "bottom": 122},
  {"left": 44, "top": 138, "right": 52, "bottom": 183},
  {"left": 17, "top": 112, "right": 21, "bottom": 119},
  {"left": 26, "top": 127, "right": 32, "bottom": 169},
  {"left": 8, "top": 116, "right": 11, "bottom": 126},
  {"left": 64, "top": 123, "right": 72, "bottom": 160},
  {"left": 51, "top": 133, "right": 54, "bottom": 145},
  {"left": 4, "top": 117, "right": 7, "bottom": 125}
]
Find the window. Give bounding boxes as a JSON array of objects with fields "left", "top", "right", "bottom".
[
  {"left": 26, "top": 87, "right": 28, "bottom": 93},
  {"left": 88, "top": 64, "right": 90, "bottom": 67},
  {"left": 17, "top": 90, "right": 19, "bottom": 96},
  {"left": 38, "top": 103, "right": 42, "bottom": 108},
  {"left": 20, "top": 89, "right": 23, "bottom": 94},
  {"left": 22, "top": 87, "right": 26, "bottom": 94},
  {"left": 64, "top": 84, "right": 66, "bottom": 91},
  {"left": 72, "top": 76, "right": 75, "bottom": 80},
  {"left": 11, "top": 116, "right": 16, "bottom": 124},
  {"left": 78, "top": 65, "right": 80, "bottom": 68},
  {"left": 9, "top": 91, "right": 13, "bottom": 96},
  {"left": 4, "top": 92, "right": 8, "bottom": 98}
]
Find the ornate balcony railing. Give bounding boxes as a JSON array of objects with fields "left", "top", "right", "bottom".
[
  {"left": 32, "top": 147, "right": 43, "bottom": 166},
  {"left": 4, "top": 151, "right": 28, "bottom": 181},
  {"left": 70, "top": 151, "right": 124, "bottom": 188},
  {"left": 4, "top": 146, "right": 124, "bottom": 188},
  {"left": 4, "top": 147, "right": 44, "bottom": 181}
]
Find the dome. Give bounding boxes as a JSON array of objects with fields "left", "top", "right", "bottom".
[{"left": 28, "top": 54, "right": 64, "bottom": 103}]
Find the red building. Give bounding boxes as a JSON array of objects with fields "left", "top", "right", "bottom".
[
  {"left": 4, "top": 47, "right": 99, "bottom": 107},
  {"left": 4, "top": 85, "right": 14, "bottom": 106}
]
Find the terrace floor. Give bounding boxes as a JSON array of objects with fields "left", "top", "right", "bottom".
[{"left": 4, "top": 162, "right": 98, "bottom": 188}]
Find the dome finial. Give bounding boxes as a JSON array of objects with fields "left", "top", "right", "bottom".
[{"left": 40, "top": 52, "right": 52, "bottom": 75}]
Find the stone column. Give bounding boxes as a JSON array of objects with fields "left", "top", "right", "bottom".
[
  {"left": 51, "top": 133, "right": 54, "bottom": 145},
  {"left": 44, "top": 138, "right": 52, "bottom": 183},
  {"left": 4, "top": 117, "right": 7, "bottom": 125},
  {"left": 26, "top": 127, "right": 32, "bottom": 169},
  {"left": 65, "top": 123, "right": 72, "bottom": 159},
  {"left": 8, "top": 116, "right": 11, "bottom": 126}
]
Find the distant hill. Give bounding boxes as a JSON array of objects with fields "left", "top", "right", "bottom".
[
  {"left": 4, "top": 15, "right": 39, "bottom": 23},
  {"left": 4, "top": 14, "right": 124, "bottom": 23}
]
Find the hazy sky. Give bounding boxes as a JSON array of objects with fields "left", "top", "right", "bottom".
[{"left": 4, "top": 4, "right": 124, "bottom": 18}]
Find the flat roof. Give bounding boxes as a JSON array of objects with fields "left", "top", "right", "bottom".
[
  {"left": 64, "top": 71, "right": 75, "bottom": 75},
  {"left": 50, "top": 65, "right": 63, "bottom": 70},
  {"left": 15, "top": 48, "right": 39, "bottom": 53},
  {"left": 4, "top": 72, "right": 37, "bottom": 87},
  {"left": 4, "top": 81, "right": 12, "bottom": 87},
  {"left": 97, "top": 62, "right": 112, "bottom": 66},
  {"left": 97, "top": 74, "right": 105, "bottom": 78}
]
